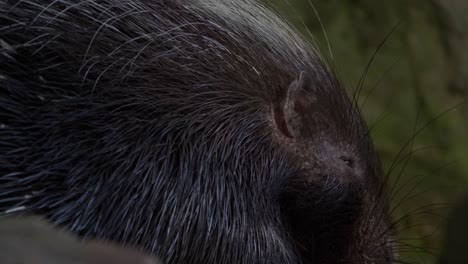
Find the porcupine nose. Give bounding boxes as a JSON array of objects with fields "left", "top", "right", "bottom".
[{"left": 279, "top": 155, "right": 364, "bottom": 264}]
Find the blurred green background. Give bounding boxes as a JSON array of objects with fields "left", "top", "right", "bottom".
[{"left": 266, "top": 0, "right": 468, "bottom": 263}]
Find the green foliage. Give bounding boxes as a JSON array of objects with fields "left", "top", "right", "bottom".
[{"left": 266, "top": 0, "right": 468, "bottom": 263}]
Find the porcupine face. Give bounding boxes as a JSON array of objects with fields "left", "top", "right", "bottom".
[{"left": 0, "top": 0, "right": 393, "bottom": 263}]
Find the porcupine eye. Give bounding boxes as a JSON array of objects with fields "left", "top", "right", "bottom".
[{"left": 340, "top": 157, "right": 354, "bottom": 168}]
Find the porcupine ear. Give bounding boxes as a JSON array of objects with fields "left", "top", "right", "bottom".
[
  {"left": 273, "top": 71, "right": 313, "bottom": 138},
  {"left": 0, "top": 216, "right": 161, "bottom": 264}
]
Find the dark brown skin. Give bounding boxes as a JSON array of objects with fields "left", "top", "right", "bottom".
[{"left": 0, "top": 216, "right": 161, "bottom": 264}]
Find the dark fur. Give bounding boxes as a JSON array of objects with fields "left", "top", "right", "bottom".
[{"left": 0, "top": 0, "right": 393, "bottom": 263}]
